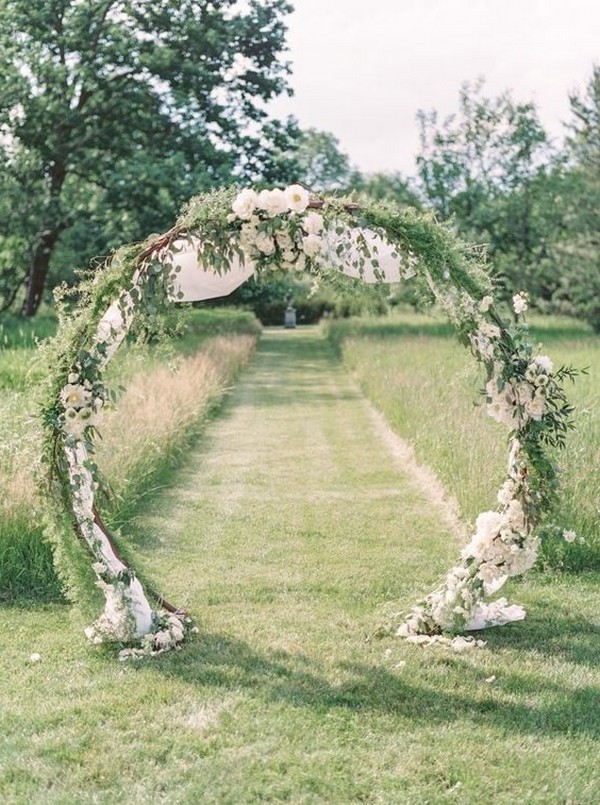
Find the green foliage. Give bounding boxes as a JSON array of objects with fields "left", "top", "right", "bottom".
[
  {"left": 249, "top": 119, "right": 353, "bottom": 190},
  {"left": 222, "top": 274, "right": 388, "bottom": 325},
  {"left": 0, "top": 0, "right": 293, "bottom": 313},
  {"left": 416, "top": 79, "right": 564, "bottom": 303}
]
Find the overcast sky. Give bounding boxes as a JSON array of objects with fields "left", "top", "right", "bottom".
[{"left": 267, "top": 0, "right": 600, "bottom": 176}]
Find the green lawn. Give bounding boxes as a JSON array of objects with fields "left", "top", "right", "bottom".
[{"left": 2, "top": 325, "right": 599, "bottom": 803}]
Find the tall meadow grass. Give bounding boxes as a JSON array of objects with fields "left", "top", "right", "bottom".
[
  {"left": 325, "top": 310, "right": 600, "bottom": 571},
  {"left": 0, "top": 308, "right": 259, "bottom": 601}
]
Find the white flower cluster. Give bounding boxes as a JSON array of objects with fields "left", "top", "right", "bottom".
[
  {"left": 231, "top": 185, "right": 324, "bottom": 271},
  {"left": 486, "top": 355, "right": 553, "bottom": 430},
  {"left": 118, "top": 613, "right": 193, "bottom": 660},
  {"left": 513, "top": 291, "right": 529, "bottom": 315},
  {"left": 462, "top": 503, "right": 538, "bottom": 591},
  {"left": 59, "top": 368, "right": 105, "bottom": 439}
]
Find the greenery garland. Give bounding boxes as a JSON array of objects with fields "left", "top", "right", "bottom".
[{"left": 39, "top": 185, "right": 577, "bottom": 656}]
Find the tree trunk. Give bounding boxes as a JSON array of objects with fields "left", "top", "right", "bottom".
[
  {"left": 22, "top": 162, "right": 66, "bottom": 317},
  {"left": 21, "top": 229, "right": 60, "bottom": 317}
]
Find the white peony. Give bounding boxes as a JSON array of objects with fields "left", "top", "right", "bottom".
[
  {"left": 462, "top": 511, "right": 505, "bottom": 561},
  {"left": 231, "top": 188, "right": 258, "bottom": 220},
  {"left": 302, "top": 211, "right": 324, "bottom": 235},
  {"left": 284, "top": 184, "right": 310, "bottom": 212},
  {"left": 61, "top": 383, "right": 92, "bottom": 410},
  {"left": 257, "top": 188, "right": 288, "bottom": 217},
  {"left": 301, "top": 233, "right": 322, "bottom": 258}
]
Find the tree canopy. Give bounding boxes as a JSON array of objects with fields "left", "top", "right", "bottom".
[{"left": 0, "top": 0, "right": 292, "bottom": 314}]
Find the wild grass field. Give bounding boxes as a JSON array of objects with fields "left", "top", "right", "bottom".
[
  {"left": 1, "top": 312, "right": 600, "bottom": 802},
  {"left": 325, "top": 310, "right": 600, "bottom": 572},
  {"left": 0, "top": 307, "right": 260, "bottom": 601}
]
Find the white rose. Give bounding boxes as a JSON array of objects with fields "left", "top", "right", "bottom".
[
  {"left": 301, "top": 233, "right": 322, "bottom": 258},
  {"left": 497, "top": 479, "right": 515, "bottom": 506},
  {"left": 527, "top": 394, "right": 546, "bottom": 421},
  {"left": 285, "top": 184, "right": 310, "bottom": 212},
  {"left": 254, "top": 231, "right": 276, "bottom": 255},
  {"left": 514, "top": 381, "right": 534, "bottom": 406},
  {"left": 275, "top": 229, "right": 294, "bottom": 249},
  {"left": 478, "top": 562, "right": 503, "bottom": 586},
  {"left": 257, "top": 188, "right": 288, "bottom": 217},
  {"left": 479, "top": 321, "right": 501, "bottom": 339},
  {"left": 513, "top": 292, "right": 529, "bottom": 315},
  {"left": 231, "top": 188, "right": 258, "bottom": 220},
  {"left": 293, "top": 252, "right": 306, "bottom": 272},
  {"left": 302, "top": 211, "right": 324, "bottom": 235},
  {"left": 240, "top": 221, "right": 258, "bottom": 248},
  {"left": 507, "top": 499, "right": 525, "bottom": 531},
  {"left": 153, "top": 630, "right": 172, "bottom": 649}
]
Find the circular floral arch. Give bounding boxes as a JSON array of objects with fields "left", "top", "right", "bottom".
[{"left": 41, "top": 186, "right": 575, "bottom": 657}]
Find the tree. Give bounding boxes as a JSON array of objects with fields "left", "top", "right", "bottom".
[
  {"left": 415, "top": 80, "right": 562, "bottom": 301},
  {"left": 247, "top": 118, "right": 353, "bottom": 191},
  {"left": 348, "top": 170, "right": 421, "bottom": 208},
  {"left": 0, "top": 0, "right": 292, "bottom": 315},
  {"left": 551, "top": 65, "right": 600, "bottom": 330}
]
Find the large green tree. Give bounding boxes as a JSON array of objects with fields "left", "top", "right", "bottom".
[
  {"left": 0, "top": 0, "right": 292, "bottom": 315},
  {"left": 551, "top": 65, "right": 600, "bottom": 330},
  {"left": 416, "top": 80, "right": 563, "bottom": 301},
  {"left": 247, "top": 118, "right": 353, "bottom": 191}
]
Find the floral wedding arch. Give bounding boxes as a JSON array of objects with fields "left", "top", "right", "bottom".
[{"left": 40, "top": 185, "right": 576, "bottom": 657}]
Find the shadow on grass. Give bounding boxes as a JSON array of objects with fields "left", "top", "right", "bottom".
[{"left": 136, "top": 605, "right": 600, "bottom": 740}]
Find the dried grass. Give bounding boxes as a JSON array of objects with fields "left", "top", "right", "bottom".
[{"left": 95, "top": 335, "right": 256, "bottom": 501}]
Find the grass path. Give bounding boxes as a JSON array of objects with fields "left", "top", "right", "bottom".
[
  {"left": 2, "top": 327, "right": 600, "bottom": 803},
  {"left": 134, "top": 326, "right": 461, "bottom": 621}
]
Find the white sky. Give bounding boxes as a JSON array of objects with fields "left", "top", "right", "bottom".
[{"left": 267, "top": 0, "right": 600, "bottom": 176}]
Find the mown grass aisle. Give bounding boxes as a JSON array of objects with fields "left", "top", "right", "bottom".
[
  {"left": 136, "top": 326, "right": 460, "bottom": 633},
  {"left": 2, "top": 326, "right": 600, "bottom": 803}
]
